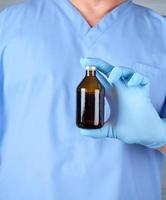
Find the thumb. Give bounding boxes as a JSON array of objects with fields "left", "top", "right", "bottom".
[{"left": 80, "top": 123, "right": 114, "bottom": 139}]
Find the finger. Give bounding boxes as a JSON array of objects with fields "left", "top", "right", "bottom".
[
  {"left": 127, "top": 73, "right": 144, "bottom": 87},
  {"left": 80, "top": 124, "right": 111, "bottom": 138},
  {"left": 108, "top": 67, "right": 134, "bottom": 83},
  {"left": 140, "top": 76, "right": 150, "bottom": 86},
  {"left": 96, "top": 71, "right": 113, "bottom": 89},
  {"left": 128, "top": 73, "right": 150, "bottom": 87},
  {"left": 80, "top": 57, "right": 114, "bottom": 76}
]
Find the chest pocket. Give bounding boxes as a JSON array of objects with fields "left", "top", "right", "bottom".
[{"left": 132, "top": 62, "right": 166, "bottom": 112}]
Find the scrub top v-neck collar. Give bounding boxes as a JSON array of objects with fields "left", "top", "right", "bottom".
[{"left": 55, "top": 0, "right": 133, "bottom": 47}]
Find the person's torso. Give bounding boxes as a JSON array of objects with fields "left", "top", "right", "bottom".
[{"left": 0, "top": 0, "right": 165, "bottom": 199}]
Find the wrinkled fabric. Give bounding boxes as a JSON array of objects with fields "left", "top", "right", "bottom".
[{"left": 0, "top": 0, "right": 165, "bottom": 199}]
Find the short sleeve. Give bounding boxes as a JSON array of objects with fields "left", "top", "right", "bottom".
[
  {"left": 0, "top": 10, "right": 5, "bottom": 144},
  {"left": 0, "top": 60, "right": 3, "bottom": 145},
  {"left": 161, "top": 98, "right": 166, "bottom": 118}
]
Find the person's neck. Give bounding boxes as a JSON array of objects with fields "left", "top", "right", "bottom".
[{"left": 69, "top": 0, "right": 126, "bottom": 27}]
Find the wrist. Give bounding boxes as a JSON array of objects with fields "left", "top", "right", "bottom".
[{"left": 157, "top": 145, "right": 166, "bottom": 154}]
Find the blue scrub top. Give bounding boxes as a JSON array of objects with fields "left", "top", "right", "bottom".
[{"left": 0, "top": 0, "right": 166, "bottom": 199}]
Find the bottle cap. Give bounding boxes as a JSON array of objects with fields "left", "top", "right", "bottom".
[{"left": 85, "top": 65, "right": 96, "bottom": 70}]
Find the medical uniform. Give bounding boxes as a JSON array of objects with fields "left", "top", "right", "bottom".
[{"left": 0, "top": 0, "right": 165, "bottom": 199}]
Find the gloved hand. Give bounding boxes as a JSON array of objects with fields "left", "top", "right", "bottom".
[{"left": 80, "top": 57, "right": 166, "bottom": 149}]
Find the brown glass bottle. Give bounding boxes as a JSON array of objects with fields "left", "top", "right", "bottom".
[{"left": 76, "top": 66, "right": 105, "bottom": 129}]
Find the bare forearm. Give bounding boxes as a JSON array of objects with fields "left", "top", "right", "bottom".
[{"left": 157, "top": 145, "right": 166, "bottom": 154}]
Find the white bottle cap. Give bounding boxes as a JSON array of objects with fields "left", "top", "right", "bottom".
[{"left": 85, "top": 65, "right": 96, "bottom": 70}]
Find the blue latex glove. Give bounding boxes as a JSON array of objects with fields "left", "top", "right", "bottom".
[{"left": 80, "top": 57, "right": 166, "bottom": 149}]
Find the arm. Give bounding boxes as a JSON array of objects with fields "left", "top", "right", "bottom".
[
  {"left": 158, "top": 145, "right": 166, "bottom": 154},
  {"left": 157, "top": 100, "right": 166, "bottom": 154}
]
